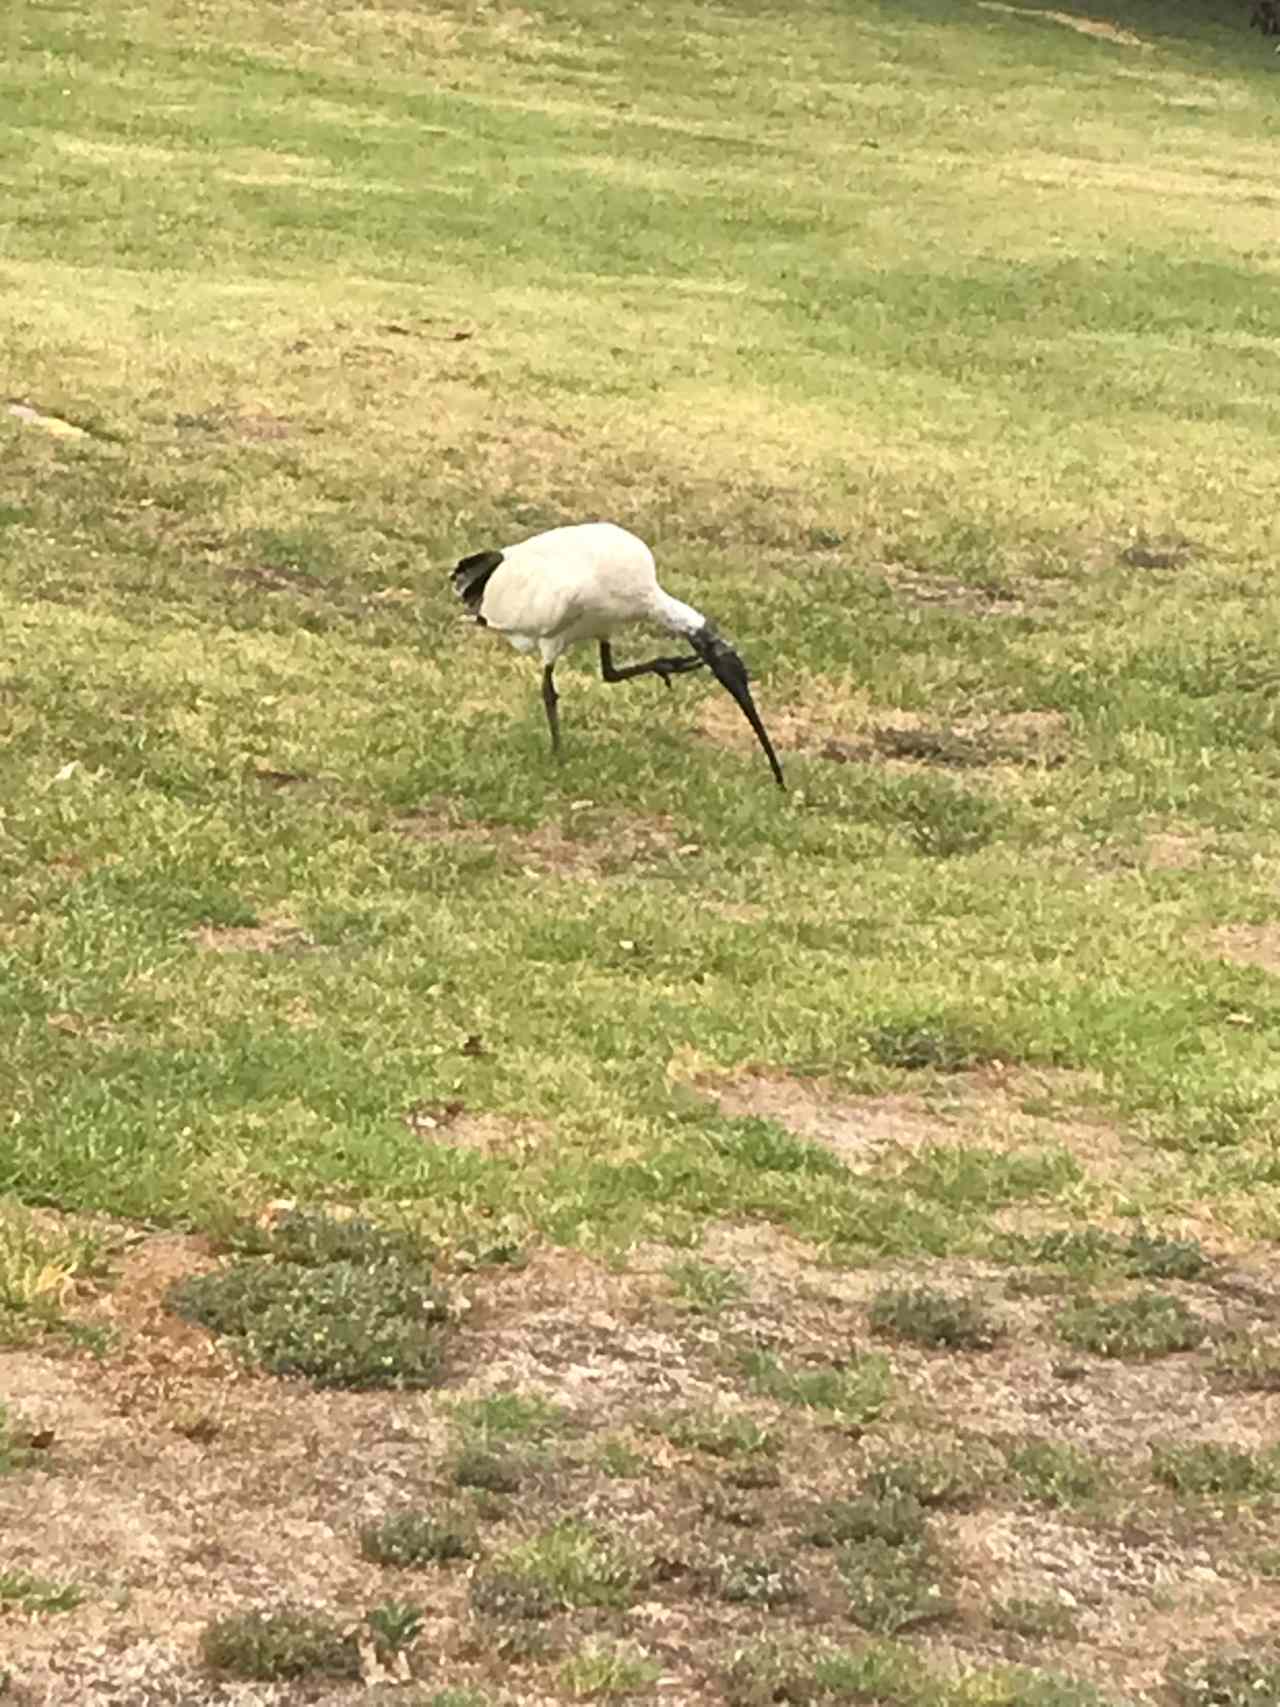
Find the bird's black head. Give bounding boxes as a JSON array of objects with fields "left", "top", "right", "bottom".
[{"left": 688, "top": 622, "right": 785, "bottom": 789}]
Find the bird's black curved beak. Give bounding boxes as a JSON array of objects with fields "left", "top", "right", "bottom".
[{"left": 690, "top": 625, "right": 786, "bottom": 790}]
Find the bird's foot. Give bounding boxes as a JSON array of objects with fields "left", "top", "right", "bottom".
[{"left": 653, "top": 655, "right": 706, "bottom": 690}]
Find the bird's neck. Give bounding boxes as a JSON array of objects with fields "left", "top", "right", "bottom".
[{"left": 652, "top": 589, "right": 706, "bottom": 636}]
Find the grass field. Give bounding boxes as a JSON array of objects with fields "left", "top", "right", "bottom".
[{"left": 3, "top": 0, "right": 1280, "bottom": 1701}]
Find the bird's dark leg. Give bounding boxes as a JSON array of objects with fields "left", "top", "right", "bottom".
[
  {"left": 598, "top": 639, "right": 706, "bottom": 692},
  {"left": 541, "top": 663, "right": 562, "bottom": 755}
]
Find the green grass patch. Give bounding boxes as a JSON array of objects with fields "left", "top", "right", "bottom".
[
  {"left": 0, "top": 1569, "right": 85, "bottom": 1615},
  {"left": 722, "top": 1639, "right": 932, "bottom": 1707},
  {"left": 738, "top": 1348, "right": 892, "bottom": 1426},
  {"left": 1000, "top": 1227, "right": 1209, "bottom": 1282},
  {"left": 869, "top": 1286, "right": 1002, "bottom": 1351},
  {"left": 223, "top": 1207, "right": 430, "bottom": 1267},
  {"left": 722, "top": 1640, "right": 1114, "bottom": 1707},
  {"left": 1008, "top": 1440, "right": 1104, "bottom": 1509},
  {"left": 0, "top": 1404, "right": 45, "bottom": 1476},
  {"left": 0, "top": 1199, "right": 111, "bottom": 1348},
  {"left": 655, "top": 1407, "right": 779, "bottom": 1460},
  {"left": 899, "top": 1145, "right": 1082, "bottom": 1209},
  {"left": 1211, "top": 1331, "right": 1280, "bottom": 1393},
  {"left": 865, "top": 1019, "right": 1009, "bottom": 1074},
  {"left": 1168, "top": 1640, "right": 1280, "bottom": 1707},
  {"left": 170, "top": 1245, "right": 450, "bottom": 1388},
  {"left": 801, "top": 1491, "right": 928, "bottom": 1550},
  {"left": 667, "top": 1258, "right": 748, "bottom": 1314},
  {"left": 840, "top": 1537, "right": 952, "bottom": 1636},
  {"left": 1151, "top": 1442, "right": 1280, "bottom": 1501},
  {"left": 1117, "top": 1230, "right": 1211, "bottom": 1281},
  {"left": 3, "top": 0, "right": 1280, "bottom": 1279},
  {"left": 1056, "top": 1292, "right": 1206, "bottom": 1360},
  {"left": 450, "top": 1391, "right": 569, "bottom": 1442},
  {"left": 366, "top": 1599, "right": 425, "bottom": 1659},
  {"left": 876, "top": 777, "right": 1011, "bottom": 862},
  {"left": 559, "top": 1641, "right": 662, "bottom": 1700},
  {"left": 471, "top": 1524, "right": 638, "bottom": 1619},
  {"left": 967, "top": 1677, "right": 1116, "bottom": 1707},
  {"left": 990, "top": 1596, "right": 1079, "bottom": 1642},
  {"left": 715, "top": 1554, "right": 805, "bottom": 1607},
  {"left": 864, "top": 1449, "right": 1000, "bottom": 1512},
  {"left": 359, "top": 1510, "right": 477, "bottom": 1568},
  {"left": 199, "top": 1606, "right": 360, "bottom": 1681},
  {"left": 596, "top": 1436, "right": 648, "bottom": 1479},
  {"left": 452, "top": 1444, "right": 526, "bottom": 1495}
]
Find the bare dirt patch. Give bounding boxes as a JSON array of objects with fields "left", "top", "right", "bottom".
[
  {"left": 1144, "top": 831, "right": 1210, "bottom": 871},
  {"left": 402, "top": 1102, "right": 552, "bottom": 1157},
  {"left": 825, "top": 709, "right": 1070, "bottom": 772},
  {"left": 886, "top": 1274, "right": 1280, "bottom": 1457},
  {"left": 1200, "top": 923, "right": 1280, "bottom": 975},
  {"left": 686, "top": 1061, "right": 1141, "bottom": 1182},
  {"left": 706, "top": 899, "right": 771, "bottom": 924},
  {"left": 694, "top": 698, "right": 824, "bottom": 758},
  {"left": 220, "top": 560, "right": 331, "bottom": 599},
  {"left": 976, "top": 3, "right": 1149, "bottom": 48},
  {"left": 1119, "top": 533, "right": 1201, "bottom": 572},
  {"left": 5, "top": 401, "right": 90, "bottom": 441},
  {"left": 393, "top": 802, "right": 687, "bottom": 877},
  {"left": 1, "top": 1345, "right": 454, "bottom": 1707},
  {"left": 234, "top": 411, "right": 295, "bottom": 441},
  {"left": 695, "top": 697, "right": 1070, "bottom": 772},
  {"left": 172, "top": 406, "right": 304, "bottom": 442},
  {"left": 249, "top": 766, "right": 327, "bottom": 793},
  {"left": 700, "top": 1069, "right": 945, "bottom": 1167},
  {"left": 1088, "top": 824, "right": 1228, "bottom": 876},
  {"left": 190, "top": 918, "right": 314, "bottom": 954},
  {"left": 946, "top": 1507, "right": 1276, "bottom": 1697},
  {"left": 6, "top": 1227, "right": 1280, "bottom": 1704},
  {"left": 452, "top": 1246, "right": 723, "bottom": 1423},
  {"left": 881, "top": 562, "right": 1055, "bottom": 618},
  {"left": 44, "top": 1010, "right": 121, "bottom": 1046},
  {"left": 89, "top": 1233, "right": 228, "bottom": 1368}
]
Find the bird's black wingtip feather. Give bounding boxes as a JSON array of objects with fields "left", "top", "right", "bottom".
[{"left": 451, "top": 549, "right": 504, "bottom": 614}]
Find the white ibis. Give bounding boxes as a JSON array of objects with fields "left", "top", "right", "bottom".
[{"left": 451, "top": 521, "right": 785, "bottom": 788}]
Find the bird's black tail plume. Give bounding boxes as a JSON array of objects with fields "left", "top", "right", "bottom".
[
  {"left": 690, "top": 624, "right": 786, "bottom": 789},
  {"left": 452, "top": 550, "right": 504, "bottom": 618}
]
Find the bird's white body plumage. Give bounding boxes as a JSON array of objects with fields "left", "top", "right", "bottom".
[
  {"left": 475, "top": 522, "right": 703, "bottom": 663},
  {"left": 450, "top": 517, "right": 786, "bottom": 787}
]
